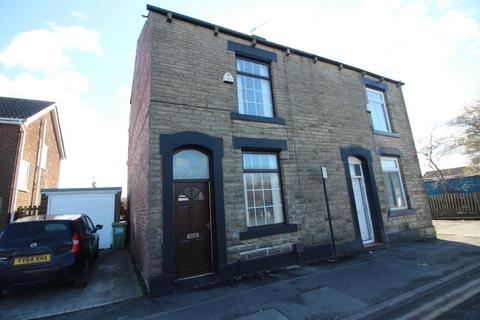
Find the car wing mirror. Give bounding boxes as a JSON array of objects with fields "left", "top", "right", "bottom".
[{"left": 95, "top": 224, "right": 103, "bottom": 231}]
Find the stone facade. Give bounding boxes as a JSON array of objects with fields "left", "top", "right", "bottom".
[{"left": 128, "top": 6, "right": 436, "bottom": 295}]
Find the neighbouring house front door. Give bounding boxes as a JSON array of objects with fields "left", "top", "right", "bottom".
[
  {"left": 348, "top": 157, "right": 375, "bottom": 244},
  {"left": 173, "top": 181, "right": 212, "bottom": 279}
]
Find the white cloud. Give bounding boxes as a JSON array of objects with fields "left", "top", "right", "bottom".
[
  {"left": 0, "top": 71, "right": 130, "bottom": 191},
  {"left": 0, "top": 24, "right": 129, "bottom": 191},
  {"left": 0, "top": 25, "right": 102, "bottom": 73},
  {"left": 70, "top": 10, "right": 88, "bottom": 20},
  {"left": 225, "top": 0, "right": 480, "bottom": 171}
]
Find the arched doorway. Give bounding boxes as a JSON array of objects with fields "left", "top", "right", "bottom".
[
  {"left": 348, "top": 156, "right": 375, "bottom": 244},
  {"left": 173, "top": 149, "right": 212, "bottom": 279}
]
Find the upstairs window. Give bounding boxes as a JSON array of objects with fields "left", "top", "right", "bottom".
[
  {"left": 366, "top": 88, "right": 391, "bottom": 132},
  {"left": 381, "top": 157, "right": 407, "bottom": 210},
  {"left": 41, "top": 144, "right": 48, "bottom": 170},
  {"left": 236, "top": 57, "right": 273, "bottom": 118},
  {"left": 18, "top": 160, "right": 30, "bottom": 191},
  {"left": 242, "top": 152, "right": 284, "bottom": 227}
]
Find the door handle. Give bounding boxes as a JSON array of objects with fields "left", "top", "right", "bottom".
[{"left": 205, "top": 222, "right": 211, "bottom": 231}]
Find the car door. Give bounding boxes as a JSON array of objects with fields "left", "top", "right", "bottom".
[{"left": 82, "top": 216, "right": 96, "bottom": 256}]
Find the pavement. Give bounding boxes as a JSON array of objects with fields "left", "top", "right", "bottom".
[
  {"left": 0, "top": 250, "right": 143, "bottom": 320},
  {"left": 41, "top": 220, "right": 480, "bottom": 320}
]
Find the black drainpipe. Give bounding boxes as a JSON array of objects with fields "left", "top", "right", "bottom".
[{"left": 321, "top": 167, "right": 337, "bottom": 262}]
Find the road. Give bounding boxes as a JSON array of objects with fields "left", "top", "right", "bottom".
[
  {"left": 436, "top": 291, "right": 480, "bottom": 320},
  {"left": 433, "top": 219, "right": 480, "bottom": 320}
]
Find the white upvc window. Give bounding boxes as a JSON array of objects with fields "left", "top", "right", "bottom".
[
  {"left": 236, "top": 57, "right": 274, "bottom": 118},
  {"left": 366, "top": 88, "right": 391, "bottom": 132},
  {"left": 18, "top": 160, "right": 30, "bottom": 192},
  {"left": 41, "top": 144, "right": 48, "bottom": 170},
  {"left": 242, "top": 152, "right": 284, "bottom": 227},
  {"left": 381, "top": 157, "right": 407, "bottom": 210}
]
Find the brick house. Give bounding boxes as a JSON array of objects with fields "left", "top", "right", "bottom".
[
  {"left": 0, "top": 97, "right": 66, "bottom": 227},
  {"left": 128, "top": 5, "right": 436, "bottom": 295}
]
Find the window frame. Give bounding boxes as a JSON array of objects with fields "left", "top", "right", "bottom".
[
  {"left": 235, "top": 56, "right": 276, "bottom": 119},
  {"left": 241, "top": 151, "right": 286, "bottom": 228},
  {"left": 381, "top": 156, "right": 408, "bottom": 211},
  {"left": 366, "top": 87, "right": 392, "bottom": 133},
  {"left": 84, "top": 216, "right": 95, "bottom": 232},
  {"left": 18, "top": 159, "right": 30, "bottom": 192},
  {"left": 41, "top": 144, "right": 48, "bottom": 170}
]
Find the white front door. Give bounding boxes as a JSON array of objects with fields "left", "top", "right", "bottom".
[{"left": 348, "top": 157, "right": 374, "bottom": 244}]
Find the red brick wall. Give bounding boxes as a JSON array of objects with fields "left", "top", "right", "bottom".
[
  {"left": 16, "top": 112, "right": 61, "bottom": 209},
  {"left": 41, "top": 112, "right": 61, "bottom": 189},
  {"left": 0, "top": 124, "right": 21, "bottom": 227},
  {"left": 128, "top": 19, "right": 152, "bottom": 280}
]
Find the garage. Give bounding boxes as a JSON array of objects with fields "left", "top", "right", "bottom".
[{"left": 41, "top": 187, "right": 122, "bottom": 249}]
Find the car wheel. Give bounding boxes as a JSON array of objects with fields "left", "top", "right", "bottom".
[{"left": 73, "top": 261, "right": 89, "bottom": 288}]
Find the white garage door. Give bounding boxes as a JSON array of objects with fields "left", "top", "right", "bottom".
[{"left": 47, "top": 193, "right": 114, "bottom": 249}]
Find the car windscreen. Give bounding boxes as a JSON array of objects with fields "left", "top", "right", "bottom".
[{"left": 0, "top": 221, "right": 72, "bottom": 245}]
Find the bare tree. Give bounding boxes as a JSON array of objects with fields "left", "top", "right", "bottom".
[
  {"left": 418, "top": 127, "right": 452, "bottom": 193},
  {"left": 450, "top": 96, "right": 480, "bottom": 167}
]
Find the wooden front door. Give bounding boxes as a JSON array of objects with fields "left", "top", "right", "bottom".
[{"left": 173, "top": 181, "right": 212, "bottom": 279}]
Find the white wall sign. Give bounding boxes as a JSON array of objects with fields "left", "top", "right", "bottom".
[{"left": 223, "top": 72, "right": 234, "bottom": 83}]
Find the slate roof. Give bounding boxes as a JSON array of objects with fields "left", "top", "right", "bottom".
[{"left": 0, "top": 96, "right": 55, "bottom": 120}]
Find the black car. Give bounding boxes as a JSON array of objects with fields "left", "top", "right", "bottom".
[{"left": 0, "top": 214, "right": 102, "bottom": 294}]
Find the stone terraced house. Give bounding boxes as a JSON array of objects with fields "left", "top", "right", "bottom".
[{"left": 128, "top": 5, "right": 436, "bottom": 296}]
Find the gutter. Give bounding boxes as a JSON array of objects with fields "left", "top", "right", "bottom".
[
  {"left": 10, "top": 124, "right": 26, "bottom": 222},
  {"left": 0, "top": 118, "right": 25, "bottom": 125},
  {"left": 146, "top": 4, "right": 405, "bottom": 86}
]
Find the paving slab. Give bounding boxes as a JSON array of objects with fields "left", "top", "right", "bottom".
[{"left": 0, "top": 250, "right": 143, "bottom": 320}]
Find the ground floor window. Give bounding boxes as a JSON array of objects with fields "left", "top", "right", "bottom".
[
  {"left": 242, "top": 152, "right": 284, "bottom": 227},
  {"left": 381, "top": 157, "right": 407, "bottom": 210}
]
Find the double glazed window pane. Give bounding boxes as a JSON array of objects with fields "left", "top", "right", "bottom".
[
  {"left": 243, "top": 153, "right": 284, "bottom": 227},
  {"left": 243, "top": 153, "right": 277, "bottom": 170},
  {"left": 367, "top": 90, "right": 383, "bottom": 102},
  {"left": 237, "top": 59, "right": 269, "bottom": 77},
  {"left": 236, "top": 58, "right": 273, "bottom": 118},
  {"left": 173, "top": 149, "right": 209, "bottom": 180},
  {"left": 381, "top": 158, "right": 407, "bottom": 209},
  {"left": 367, "top": 88, "right": 390, "bottom": 132},
  {"left": 383, "top": 172, "right": 406, "bottom": 208}
]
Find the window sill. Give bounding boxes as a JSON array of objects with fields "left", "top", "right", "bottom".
[
  {"left": 373, "top": 130, "right": 401, "bottom": 138},
  {"left": 388, "top": 208, "right": 416, "bottom": 217},
  {"left": 18, "top": 189, "right": 28, "bottom": 193},
  {"left": 239, "top": 223, "right": 298, "bottom": 240},
  {"left": 231, "top": 112, "right": 286, "bottom": 125}
]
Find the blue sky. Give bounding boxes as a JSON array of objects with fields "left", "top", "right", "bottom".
[{"left": 0, "top": 0, "right": 479, "bottom": 191}]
